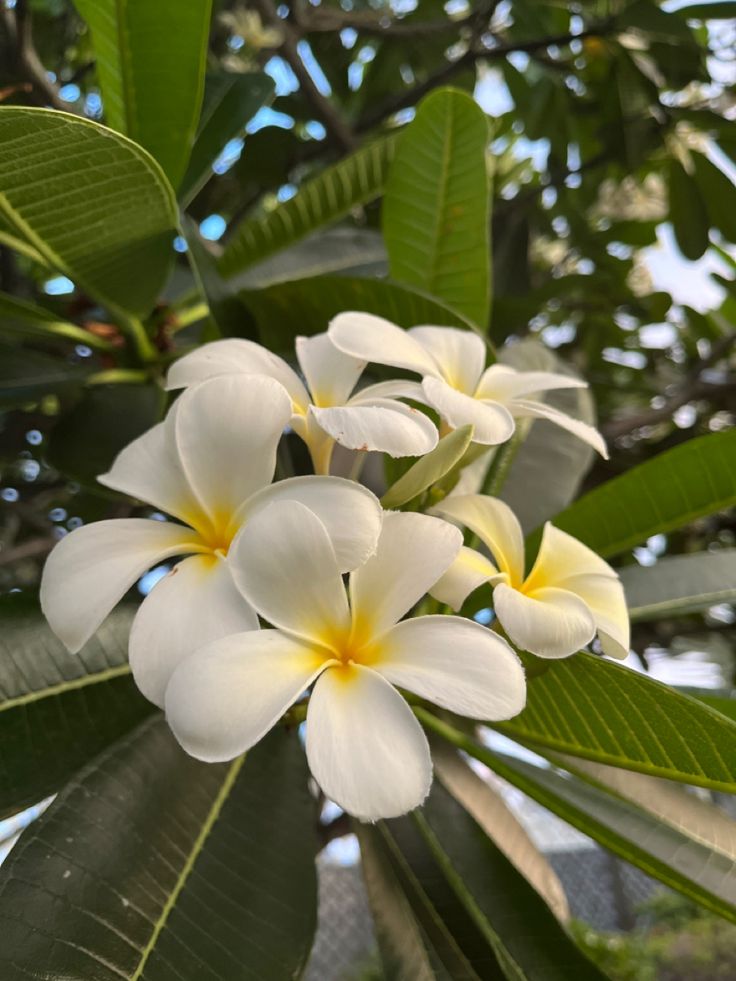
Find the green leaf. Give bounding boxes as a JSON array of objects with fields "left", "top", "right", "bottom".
[
  {"left": 235, "top": 274, "right": 480, "bottom": 351},
  {"left": 381, "top": 425, "right": 474, "bottom": 510},
  {"left": 0, "top": 342, "right": 92, "bottom": 405},
  {"left": 692, "top": 151, "right": 736, "bottom": 244},
  {"left": 220, "top": 133, "right": 398, "bottom": 277},
  {"left": 0, "top": 290, "right": 112, "bottom": 350},
  {"left": 0, "top": 594, "right": 152, "bottom": 820},
  {"left": 421, "top": 713, "right": 736, "bottom": 925},
  {"left": 547, "top": 429, "right": 736, "bottom": 558},
  {"left": 383, "top": 87, "right": 491, "bottom": 328},
  {"left": 620, "top": 548, "right": 736, "bottom": 621},
  {"left": 668, "top": 158, "right": 710, "bottom": 261},
  {"left": 0, "top": 720, "right": 318, "bottom": 980},
  {"left": 498, "top": 340, "right": 596, "bottom": 533},
  {"left": 47, "top": 383, "right": 166, "bottom": 485},
  {"left": 674, "top": 2, "right": 736, "bottom": 19},
  {"left": 492, "top": 651, "right": 736, "bottom": 792},
  {"left": 73, "top": 0, "right": 213, "bottom": 188},
  {"left": 0, "top": 107, "right": 178, "bottom": 318},
  {"left": 411, "top": 782, "right": 607, "bottom": 979},
  {"left": 179, "top": 71, "right": 274, "bottom": 206},
  {"left": 617, "top": 0, "right": 698, "bottom": 42}
]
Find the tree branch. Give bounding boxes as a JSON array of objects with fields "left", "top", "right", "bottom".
[{"left": 1, "top": 0, "right": 67, "bottom": 111}]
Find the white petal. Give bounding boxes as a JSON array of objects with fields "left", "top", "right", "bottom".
[
  {"left": 475, "top": 364, "right": 586, "bottom": 401},
  {"left": 349, "top": 511, "right": 462, "bottom": 636},
  {"left": 129, "top": 554, "right": 259, "bottom": 708},
  {"left": 429, "top": 545, "right": 499, "bottom": 611},
  {"left": 408, "top": 326, "right": 486, "bottom": 394},
  {"left": 242, "top": 475, "right": 382, "bottom": 573},
  {"left": 306, "top": 664, "right": 431, "bottom": 820},
  {"left": 349, "top": 379, "right": 428, "bottom": 404},
  {"left": 493, "top": 583, "right": 596, "bottom": 659},
  {"left": 432, "top": 495, "right": 525, "bottom": 586},
  {"left": 98, "top": 408, "right": 199, "bottom": 529},
  {"left": 377, "top": 615, "right": 526, "bottom": 721},
  {"left": 295, "top": 332, "right": 365, "bottom": 407},
  {"left": 563, "top": 573, "right": 630, "bottom": 659},
  {"left": 509, "top": 398, "right": 608, "bottom": 458},
  {"left": 174, "top": 375, "right": 292, "bottom": 535},
  {"left": 524, "top": 523, "right": 617, "bottom": 593},
  {"left": 229, "top": 500, "right": 350, "bottom": 645},
  {"left": 312, "top": 401, "right": 438, "bottom": 458},
  {"left": 40, "top": 519, "right": 203, "bottom": 653},
  {"left": 166, "top": 338, "right": 310, "bottom": 411},
  {"left": 165, "top": 630, "right": 327, "bottom": 762},
  {"left": 328, "top": 311, "right": 439, "bottom": 376},
  {"left": 422, "top": 377, "right": 515, "bottom": 446}
]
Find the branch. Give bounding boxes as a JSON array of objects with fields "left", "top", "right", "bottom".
[
  {"left": 1, "top": 0, "right": 67, "bottom": 111},
  {"left": 250, "top": 0, "right": 358, "bottom": 153},
  {"left": 0, "top": 536, "right": 54, "bottom": 565},
  {"left": 318, "top": 811, "right": 352, "bottom": 847},
  {"left": 296, "top": 7, "right": 482, "bottom": 39}
]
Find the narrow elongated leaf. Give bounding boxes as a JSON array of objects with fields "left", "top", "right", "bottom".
[
  {"left": 0, "top": 720, "right": 318, "bottom": 981},
  {"left": 0, "top": 594, "right": 151, "bottom": 819},
  {"left": 220, "top": 134, "right": 398, "bottom": 276},
  {"left": 499, "top": 340, "right": 596, "bottom": 532},
  {"left": 621, "top": 548, "right": 736, "bottom": 621},
  {"left": 179, "top": 71, "right": 274, "bottom": 206},
  {"left": 0, "top": 107, "right": 177, "bottom": 318},
  {"left": 0, "top": 342, "right": 92, "bottom": 405},
  {"left": 548, "top": 429, "right": 736, "bottom": 558},
  {"left": 419, "top": 712, "right": 736, "bottom": 924},
  {"left": 381, "top": 425, "right": 474, "bottom": 509},
  {"left": 0, "top": 290, "right": 112, "bottom": 349},
  {"left": 412, "top": 783, "right": 607, "bottom": 979},
  {"left": 383, "top": 87, "right": 491, "bottom": 327},
  {"left": 675, "top": 1, "right": 736, "bottom": 17},
  {"left": 492, "top": 651, "right": 736, "bottom": 792},
  {"left": 73, "top": 0, "right": 213, "bottom": 187},
  {"left": 235, "top": 274, "right": 479, "bottom": 351},
  {"left": 433, "top": 745, "right": 570, "bottom": 922},
  {"left": 668, "top": 157, "right": 709, "bottom": 260}
]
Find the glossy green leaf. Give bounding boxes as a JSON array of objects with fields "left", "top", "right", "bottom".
[
  {"left": 420, "top": 713, "right": 736, "bottom": 924},
  {"left": 0, "top": 107, "right": 178, "bottom": 318},
  {"left": 73, "top": 0, "right": 213, "bottom": 187},
  {"left": 179, "top": 71, "right": 274, "bottom": 206},
  {"left": 692, "top": 151, "right": 736, "bottom": 243},
  {"left": 620, "top": 548, "right": 736, "bottom": 621},
  {"left": 668, "top": 158, "right": 709, "bottom": 261},
  {"left": 383, "top": 87, "right": 491, "bottom": 327},
  {"left": 498, "top": 340, "right": 596, "bottom": 533},
  {"left": 235, "top": 274, "right": 479, "bottom": 351},
  {"left": 0, "top": 720, "right": 318, "bottom": 980},
  {"left": 47, "top": 383, "right": 166, "bottom": 485},
  {"left": 0, "top": 594, "right": 152, "bottom": 820},
  {"left": 547, "top": 429, "right": 736, "bottom": 558},
  {"left": 0, "top": 290, "right": 113, "bottom": 350},
  {"left": 381, "top": 425, "right": 474, "bottom": 510},
  {"left": 220, "top": 133, "right": 398, "bottom": 276},
  {"left": 492, "top": 651, "right": 736, "bottom": 792},
  {"left": 0, "top": 342, "right": 92, "bottom": 406}
]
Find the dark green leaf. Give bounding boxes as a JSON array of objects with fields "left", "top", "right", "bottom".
[
  {"left": 674, "top": 2, "right": 736, "bottom": 19},
  {"left": 220, "top": 133, "right": 398, "bottom": 276},
  {"left": 668, "top": 158, "right": 710, "bottom": 261},
  {"left": 620, "top": 548, "right": 736, "bottom": 621},
  {"left": 0, "top": 594, "right": 151, "bottom": 820},
  {"left": 546, "top": 429, "right": 736, "bottom": 558},
  {"left": 0, "top": 720, "right": 318, "bottom": 980},
  {"left": 179, "top": 71, "right": 274, "bottom": 206},
  {"left": 0, "top": 107, "right": 178, "bottom": 318},
  {"left": 0, "top": 290, "right": 112, "bottom": 350},
  {"left": 383, "top": 87, "right": 491, "bottom": 328},
  {"left": 692, "top": 151, "right": 736, "bottom": 243},
  {"left": 0, "top": 342, "right": 92, "bottom": 405},
  {"left": 73, "top": 0, "right": 213, "bottom": 188}
]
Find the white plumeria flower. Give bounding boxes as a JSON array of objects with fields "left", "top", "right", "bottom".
[
  {"left": 164, "top": 503, "right": 526, "bottom": 821},
  {"left": 166, "top": 331, "right": 438, "bottom": 474},
  {"left": 430, "top": 495, "right": 629, "bottom": 660},
  {"left": 328, "top": 312, "right": 608, "bottom": 456},
  {"left": 40, "top": 375, "right": 382, "bottom": 706}
]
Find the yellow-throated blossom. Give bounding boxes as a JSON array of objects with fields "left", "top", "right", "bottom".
[
  {"left": 166, "top": 331, "right": 438, "bottom": 474},
  {"left": 430, "top": 495, "right": 629, "bottom": 660},
  {"left": 164, "top": 504, "right": 526, "bottom": 820},
  {"left": 328, "top": 313, "right": 608, "bottom": 455},
  {"left": 41, "top": 376, "right": 382, "bottom": 705}
]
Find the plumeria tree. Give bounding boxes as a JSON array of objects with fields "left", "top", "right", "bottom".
[{"left": 0, "top": 1, "right": 736, "bottom": 979}]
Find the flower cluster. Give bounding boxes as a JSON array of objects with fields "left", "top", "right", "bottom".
[{"left": 41, "top": 314, "right": 630, "bottom": 820}]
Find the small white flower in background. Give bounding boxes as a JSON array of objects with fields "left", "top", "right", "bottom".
[
  {"left": 164, "top": 504, "right": 526, "bottom": 821},
  {"left": 430, "top": 495, "right": 629, "bottom": 660},
  {"left": 166, "top": 331, "right": 438, "bottom": 474},
  {"left": 40, "top": 375, "right": 382, "bottom": 706},
  {"left": 328, "top": 312, "right": 608, "bottom": 456}
]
